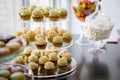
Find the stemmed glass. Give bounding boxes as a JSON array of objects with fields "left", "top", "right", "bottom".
[
  {"left": 84, "top": 0, "right": 114, "bottom": 54},
  {"left": 71, "top": 0, "right": 98, "bottom": 45}
]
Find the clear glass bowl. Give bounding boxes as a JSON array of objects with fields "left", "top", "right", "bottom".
[
  {"left": 71, "top": 0, "right": 98, "bottom": 45},
  {"left": 0, "top": 62, "right": 34, "bottom": 80}
]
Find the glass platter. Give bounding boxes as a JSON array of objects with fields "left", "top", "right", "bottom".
[
  {"left": 28, "top": 40, "right": 73, "bottom": 51},
  {"left": 33, "top": 57, "right": 77, "bottom": 79}
]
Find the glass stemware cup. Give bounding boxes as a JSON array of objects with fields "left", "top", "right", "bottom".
[{"left": 71, "top": 0, "right": 98, "bottom": 45}]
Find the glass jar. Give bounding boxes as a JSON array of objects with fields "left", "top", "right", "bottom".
[{"left": 71, "top": 0, "right": 98, "bottom": 45}]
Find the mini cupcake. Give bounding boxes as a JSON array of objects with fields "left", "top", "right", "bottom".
[
  {"left": 58, "top": 57, "right": 68, "bottom": 67},
  {"left": 43, "top": 6, "right": 52, "bottom": 18},
  {"left": 32, "top": 7, "right": 44, "bottom": 22},
  {"left": 63, "top": 32, "right": 72, "bottom": 43},
  {"left": 60, "top": 52, "right": 72, "bottom": 63},
  {"left": 35, "top": 38, "right": 47, "bottom": 49},
  {"left": 44, "top": 29, "right": 50, "bottom": 37},
  {"left": 31, "top": 50, "right": 41, "bottom": 57},
  {"left": 13, "top": 56, "right": 25, "bottom": 64},
  {"left": 28, "top": 62, "right": 39, "bottom": 71},
  {"left": 53, "top": 35, "right": 63, "bottom": 47},
  {"left": 35, "top": 34, "right": 45, "bottom": 41},
  {"left": 19, "top": 7, "right": 31, "bottom": 20},
  {"left": 51, "top": 26, "right": 58, "bottom": 33},
  {"left": 49, "top": 9, "right": 60, "bottom": 21},
  {"left": 44, "top": 61, "right": 55, "bottom": 70},
  {"left": 48, "top": 52, "right": 58, "bottom": 62},
  {"left": 28, "top": 5, "right": 36, "bottom": 12},
  {"left": 15, "top": 31, "right": 23, "bottom": 36},
  {"left": 21, "top": 34, "right": 30, "bottom": 45},
  {"left": 21, "top": 28, "right": 30, "bottom": 34},
  {"left": 47, "top": 30, "right": 57, "bottom": 42},
  {"left": 33, "top": 26, "right": 42, "bottom": 34},
  {"left": 28, "top": 55, "right": 39, "bottom": 63},
  {"left": 59, "top": 49, "right": 68, "bottom": 57},
  {"left": 58, "top": 8, "right": 68, "bottom": 19},
  {"left": 27, "top": 30, "right": 36, "bottom": 42},
  {"left": 58, "top": 29, "right": 67, "bottom": 36},
  {"left": 23, "top": 46, "right": 32, "bottom": 56},
  {"left": 44, "top": 61, "right": 55, "bottom": 75},
  {"left": 39, "top": 56, "right": 49, "bottom": 65}
]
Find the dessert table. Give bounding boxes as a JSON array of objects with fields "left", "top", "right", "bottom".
[{"left": 42, "top": 34, "right": 120, "bottom": 80}]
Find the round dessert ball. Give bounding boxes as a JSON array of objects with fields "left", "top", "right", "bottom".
[
  {"left": 0, "top": 47, "right": 10, "bottom": 57},
  {"left": 0, "top": 41, "right": 5, "bottom": 47},
  {"left": 44, "top": 61, "right": 55, "bottom": 70}
]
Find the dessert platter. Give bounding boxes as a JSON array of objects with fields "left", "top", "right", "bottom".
[
  {"left": 15, "top": 26, "right": 73, "bottom": 51},
  {"left": 10, "top": 4, "right": 77, "bottom": 79},
  {"left": 0, "top": 62, "right": 34, "bottom": 80},
  {"left": 19, "top": 5, "right": 68, "bottom": 23},
  {"left": 0, "top": 35, "right": 26, "bottom": 62},
  {"left": 12, "top": 49, "right": 77, "bottom": 79}
]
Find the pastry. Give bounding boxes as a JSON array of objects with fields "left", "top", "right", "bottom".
[
  {"left": 47, "top": 30, "right": 57, "bottom": 42},
  {"left": 39, "top": 56, "right": 49, "bottom": 65},
  {"left": 19, "top": 7, "right": 31, "bottom": 20},
  {"left": 44, "top": 29, "right": 50, "bottom": 37},
  {"left": 28, "top": 55, "right": 39, "bottom": 63},
  {"left": 60, "top": 52, "right": 72, "bottom": 62},
  {"left": 33, "top": 27, "right": 41, "bottom": 34},
  {"left": 0, "top": 41, "right": 5, "bottom": 47},
  {"left": 23, "top": 46, "right": 32, "bottom": 55},
  {"left": 32, "top": 7, "right": 44, "bottom": 22},
  {"left": 28, "top": 62, "right": 39, "bottom": 70},
  {"left": 53, "top": 35, "right": 63, "bottom": 47},
  {"left": 20, "top": 34, "right": 30, "bottom": 45},
  {"left": 58, "top": 57, "right": 68, "bottom": 67},
  {"left": 43, "top": 6, "right": 52, "bottom": 18},
  {"left": 58, "top": 8, "right": 68, "bottom": 19},
  {"left": 51, "top": 26, "right": 58, "bottom": 33},
  {"left": 15, "top": 31, "right": 23, "bottom": 36},
  {"left": 48, "top": 52, "right": 58, "bottom": 62},
  {"left": 58, "top": 29, "right": 67, "bottom": 36},
  {"left": 21, "top": 28, "right": 30, "bottom": 34},
  {"left": 0, "top": 47, "right": 10, "bottom": 57},
  {"left": 35, "top": 34, "right": 45, "bottom": 41},
  {"left": 63, "top": 32, "right": 72, "bottom": 43},
  {"left": 44, "top": 48, "right": 58, "bottom": 57},
  {"left": 28, "top": 5, "right": 36, "bottom": 12},
  {"left": 35, "top": 38, "right": 47, "bottom": 49},
  {"left": 13, "top": 56, "right": 25, "bottom": 64},
  {"left": 27, "top": 30, "right": 36, "bottom": 42},
  {"left": 31, "top": 50, "right": 41, "bottom": 57},
  {"left": 59, "top": 49, "right": 68, "bottom": 57},
  {"left": 6, "top": 42, "right": 21, "bottom": 52},
  {"left": 44, "top": 61, "right": 55, "bottom": 70},
  {"left": 49, "top": 9, "right": 60, "bottom": 21}
]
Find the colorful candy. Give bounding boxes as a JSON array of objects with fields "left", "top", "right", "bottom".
[{"left": 72, "top": 0, "right": 97, "bottom": 21}]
